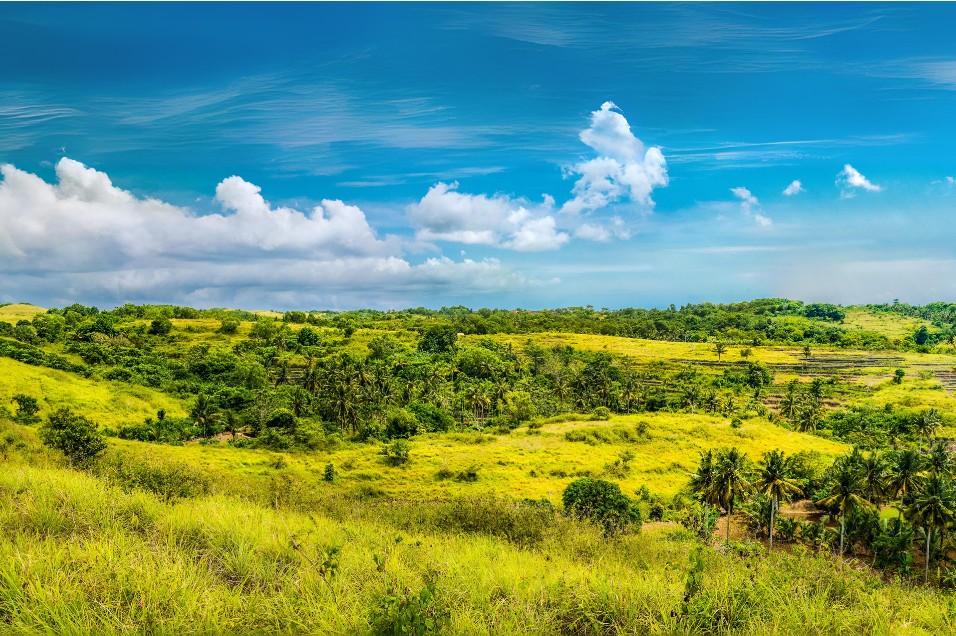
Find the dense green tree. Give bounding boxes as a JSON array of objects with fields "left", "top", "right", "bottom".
[{"left": 38, "top": 407, "right": 106, "bottom": 467}]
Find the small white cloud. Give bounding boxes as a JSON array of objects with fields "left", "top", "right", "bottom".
[
  {"left": 408, "top": 182, "right": 568, "bottom": 252},
  {"left": 574, "top": 223, "right": 612, "bottom": 242},
  {"left": 947, "top": 176, "right": 955, "bottom": 185},
  {"left": 836, "top": 164, "right": 881, "bottom": 197},
  {"left": 730, "top": 186, "right": 771, "bottom": 226},
  {"left": 783, "top": 180, "right": 804, "bottom": 196},
  {"left": 731, "top": 186, "right": 759, "bottom": 209},
  {"left": 562, "top": 102, "right": 668, "bottom": 214}
]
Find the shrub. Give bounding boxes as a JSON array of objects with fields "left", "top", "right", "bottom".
[
  {"left": 148, "top": 317, "right": 173, "bottom": 335},
  {"left": 323, "top": 463, "right": 336, "bottom": 482},
  {"left": 384, "top": 408, "right": 418, "bottom": 439},
  {"left": 38, "top": 407, "right": 106, "bottom": 468},
  {"left": 218, "top": 318, "right": 240, "bottom": 334},
  {"left": 590, "top": 406, "right": 611, "bottom": 420},
  {"left": 381, "top": 439, "right": 411, "bottom": 466},
  {"left": 11, "top": 394, "right": 40, "bottom": 423},
  {"left": 370, "top": 583, "right": 448, "bottom": 635},
  {"left": 562, "top": 477, "right": 640, "bottom": 534}
]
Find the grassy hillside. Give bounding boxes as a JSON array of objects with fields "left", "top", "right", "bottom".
[{"left": 6, "top": 299, "right": 956, "bottom": 633}]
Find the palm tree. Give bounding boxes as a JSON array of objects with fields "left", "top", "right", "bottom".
[
  {"left": 906, "top": 474, "right": 956, "bottom": 583},
  {"left": 927, "top": 440, "right": 953, "bottom": 477},
  {"left": 755, "top": 450, "right": 804, "bottom": 550},
  {"left": 888, "top": 449, "right": 924, "bottom": 520},
  {"left": 860, "top": 452, "right": 890, "bottom": 506},
  {"left": 780, "top": 380, "right": 799, "bottom": 420},
  {"left": 690, "top": 450, "right": 719, "bottom": 537},
  {"left": 190, "top": 393, "right": 220, "bottom": 439},
  {"left": 713, "top": 447, "right": 752, "bottom": 542},
  {"left": 795, "top": 396, "right": 823, "bottom": 433},
  {"left": 817, "top": 460, "right": 872, "bottom": 555},
  {"left": 914, "top": 409, "right": 941, "bottom": 452}
]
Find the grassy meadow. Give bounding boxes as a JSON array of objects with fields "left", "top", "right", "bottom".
[{"left": 5, "top": 299, "right": 956, "bottom": 633}]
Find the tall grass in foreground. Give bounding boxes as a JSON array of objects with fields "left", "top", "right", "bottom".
[{"left": 3, "top": 459, "right": 956, "bottom": 634}]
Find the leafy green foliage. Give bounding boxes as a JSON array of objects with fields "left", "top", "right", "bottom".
[
  {"left": 38, "top": 407, "right": 106, "bottom": 467},
  {"left": 562, "top": 477, "right": 640, "bottom": 534}
]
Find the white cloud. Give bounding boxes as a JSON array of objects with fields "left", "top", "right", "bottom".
[
  {"left": 730, "top": 186, "right": 771, "bottom": 226},
  {"left": 836, "top": 164, "right": 881, "bottom": 197},
  {"left": 562, "top": 102, "right": 668, "bottom": 214},
  {"left": 408, "top": 182, "right": 568, "bottom": 251},
  {"left": 731, "top": 186, "right": 759, "bottom": 209},
  {"left": 0, "top": 158, "right": 522, "bottom": 308},
  {"left": 947, "top": 176, "right": 955, "bottom": 185},
  {"left": 783, "top": 180, "right": 804, "bottom": 196}
]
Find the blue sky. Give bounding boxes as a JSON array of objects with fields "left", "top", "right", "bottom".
[{"left": 2, "top": 2, "right": 956, "bottom": 310}]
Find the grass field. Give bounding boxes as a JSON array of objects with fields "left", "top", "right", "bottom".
[
  {"left": 0, "top": 357, "right": 187, "bottom": 427},
  {"left": 0, "top": 303, "right": 46, "bottom": 324}
]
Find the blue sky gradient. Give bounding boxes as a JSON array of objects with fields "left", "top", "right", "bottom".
[{"left": 2, "top": 3, "right": 956, "bottom": 310}]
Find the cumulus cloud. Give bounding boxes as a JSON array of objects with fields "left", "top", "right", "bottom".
[
  {"left": 731, "top": 186, "right": 771, "bottom": 227},
  {"left": 408, "top": 182, "right": 568, "bottom": 252},
  {"left": 783, "top": 180, "right": 804, "bottom": 196},
  {"left": 562, "top": 102, "right": 668, "bottom": 215},
  {"left": 0, "top": 158, "right": 521, "bottom": 308},
  {"left": 836, "top": 164, "right": 881, "bottom": 197}
]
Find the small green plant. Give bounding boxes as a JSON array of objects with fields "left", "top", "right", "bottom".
[
  {"left": 893, "top": 368, "right": 905, "bottom": 384},
  {"left": 590, "top": 406, "right": 611, "bottom": 421},
  {"left": 370, "top": 582, "right": 448, "bottom": 635},
  {"left": 381, "top": 440, "right": 411, "bottom": 466},
  {"left": 323, "top": 463, "right": 336, "bottom": 482}
]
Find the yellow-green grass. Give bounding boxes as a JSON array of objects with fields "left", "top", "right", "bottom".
[
  {"left": 0, "top": 303, "right": 46, "bottom": 324},
  {"left": 110, "top": 412, "right": 847, "bottom": 503},
  {"left": 843, "top": 307, "right": 933, "bottom": 340},
  {"left": 3, "top": 459, "right": 956, "bottom": 634},
  {"left": 0, "top": 357, "right": 187, "bottom": 427}
]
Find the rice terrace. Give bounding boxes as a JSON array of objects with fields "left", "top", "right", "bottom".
[{"left": 6, "top": 2, "right": 956, "bottom": 635}]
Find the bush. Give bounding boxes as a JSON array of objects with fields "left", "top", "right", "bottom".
[
  {"left": 384, "top": 408, "right": 418, "bottom": 439},
  {"left": 590, "top": 406, "right": 611, "bottom": 421},
  {"left": 11, "top": 394, "right": 40, "bottom": 423},
  {"left": 562, "top": 477, "right": 640, "bottom": 534},
  {"left": 38, "top": 407, "right": 107, "bottom": 468},
  {"left": 381, "top": 439, "right": 410, "bottom": 466},
  {"left": 148, "top": 317, "right": 173, "bottom": 335}
]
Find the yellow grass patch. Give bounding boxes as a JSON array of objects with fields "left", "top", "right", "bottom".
[{"left": 0, "top": 303, "right": 47, "bottom": 324}]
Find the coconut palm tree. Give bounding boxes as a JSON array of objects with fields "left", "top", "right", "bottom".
[
  {"left": 914, "top": 409, "right": 942, "bottom": 452},
  {"left": 860, "top": 452, "right": 890, "bottom": 506},
  {"left": 817, "top": 460, "right": 872, "bottom": 555},
  {"left": 713, "top": 447, "right": 752, "bottom": 542},
  {"left": 906, "top": 474, "right": 956, "bottom": 583},
  {"left": 888, "top": 449, "right": 924, "bottom": 520},
  {"left": 190, "top": 393, "right": 220, "bottom": 439},
  {"left": 927, "top": 440, "right": 954, "bottom": 478},
  {"left": 755, "top": 450, "right": 804, "bottom": 550},
  {"left": 690, "top": 450, "right": 719, "bottom": 537}
]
